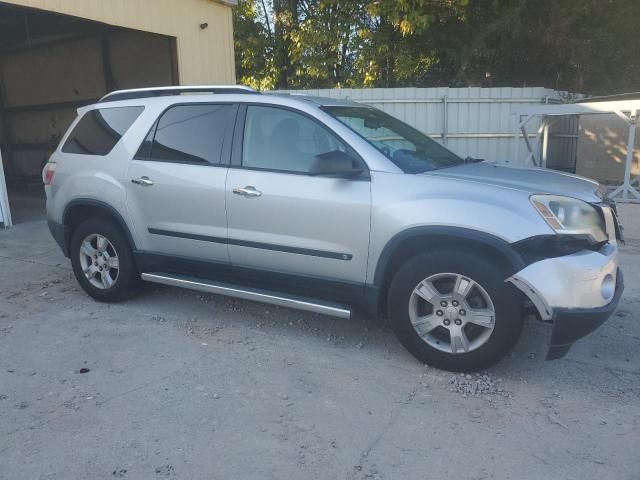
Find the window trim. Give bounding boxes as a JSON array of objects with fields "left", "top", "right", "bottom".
[
  {"left": 133, "top": 102, "right": 239, "bottom": 167},
  {"left": 62, "top": 106, "right": 145, "bottom": 157},
  {"left": 231, "top": 103, "right": 370, "bottom": 179}
]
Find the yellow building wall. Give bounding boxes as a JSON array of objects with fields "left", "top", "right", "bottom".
[{"left": 1, "top": 0, "right": 236, "bottom": 84}]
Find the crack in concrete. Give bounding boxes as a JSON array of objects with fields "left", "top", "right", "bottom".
[
  {"left": 348, "top": 372, "right": 424, "bottom": 479},
  {"left": 566, "top": 358, "right": 640, "bottom": 377},
  {"left": 0, "top": 254, "right": 64, "bottom": 269}
]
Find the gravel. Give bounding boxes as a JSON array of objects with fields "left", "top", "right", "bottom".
[{"left": 448, "top": 373, "right": 512, "bottom": 398}]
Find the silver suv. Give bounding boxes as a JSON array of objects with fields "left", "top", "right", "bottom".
[{"left": 43, "top": 86, "right": 623, "bottom": 372}]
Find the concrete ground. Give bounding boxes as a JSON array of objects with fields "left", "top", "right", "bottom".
[{"left": 1, "top": 196, "right": 639, "bottom": 480}]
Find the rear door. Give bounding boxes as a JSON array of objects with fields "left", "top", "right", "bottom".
[
  {"left": 125, "top": 103, "right": 236, "bottom": 263},
  {"left": 225, "top": 104, "right": 371, "bottom": 284}
]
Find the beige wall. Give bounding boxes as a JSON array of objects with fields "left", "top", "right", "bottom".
[
  {"left": 576, "top": 114, "right": 640, "bottom": 184},
  {"left": 1, "top": 0, "right": 236, "bottom": 84}
]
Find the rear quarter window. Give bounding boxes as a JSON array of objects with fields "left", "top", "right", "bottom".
[{"left": 62, "top": 106, "right": 144, "bottom": 156}]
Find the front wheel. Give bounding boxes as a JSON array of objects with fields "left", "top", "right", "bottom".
[
  {"left": 387, "top": 250, "right": 523, "bottom": 372},
  {"left": 70, "top": 218, "right": 140, "bottom": 302}
]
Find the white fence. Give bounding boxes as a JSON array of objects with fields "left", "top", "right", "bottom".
[{"left": 277, "top": 87, "right": 567, "bottom": 164}]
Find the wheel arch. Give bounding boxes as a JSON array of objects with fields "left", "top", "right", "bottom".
[
  {"left": 372, "top": 226, "right": 526, "bottom": 310},
  {"left": 62, "top": 199, "right": 136, "bottom": 257}
]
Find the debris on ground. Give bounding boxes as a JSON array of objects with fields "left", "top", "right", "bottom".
[
  {"left": 547, "top": 413, "right": 568, "bottom": 429},
  {"left": 448, "top": 373, "right": 512, "bottom": 399},
  {"left": 155, "top": 464, "right": 175, "bottom": 476}
]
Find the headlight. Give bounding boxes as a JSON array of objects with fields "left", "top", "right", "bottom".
[{"left": 531, "top": 194, "right": 607, "bottom": 242}]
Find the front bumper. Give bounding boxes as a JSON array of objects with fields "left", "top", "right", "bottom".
[
  {"left": 508, "top": 242, "right": 623, "bottom": 359},
  {"left": 547, "top": 269, "right": 623, "bottom": 359}
]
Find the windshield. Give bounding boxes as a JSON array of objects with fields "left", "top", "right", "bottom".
[{"left": 322, "top": 105, "right": 465, "bottom": 173}]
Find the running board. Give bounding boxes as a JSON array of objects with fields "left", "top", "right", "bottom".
[{"left": 141, "top": 272, "right": 352, "bottom": 319}]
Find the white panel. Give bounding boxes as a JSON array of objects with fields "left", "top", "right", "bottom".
[{"left": 274, "top": 87, "right": 567, "bottom": 164}]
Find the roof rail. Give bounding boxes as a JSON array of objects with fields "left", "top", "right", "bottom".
[{"left": 98, "top": 85, "right": 259, "bottom": 103}]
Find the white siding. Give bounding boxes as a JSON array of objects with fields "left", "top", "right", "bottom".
[{"left": 277, "top": 87, "right": 566, "bottom": 164}]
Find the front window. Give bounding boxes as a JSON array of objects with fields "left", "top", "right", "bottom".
[
  {"left": 242, "top": 105, "right": 356, "bottom": 174},
  {"left": 323, "top": 106, "right": 464, "bottom": 173}
]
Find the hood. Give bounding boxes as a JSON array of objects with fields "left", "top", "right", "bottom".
[{"left": 426, "top": 162, "right": 601, "bottom": 203}]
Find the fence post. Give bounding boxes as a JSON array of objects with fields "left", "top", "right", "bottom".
[
  {"left": 442, "top": 95, "right": 448, "bottom": 146},
  {"left": 510, "top": 113, "right": 521, "bottom": 165},
  {"left": 610, "top": 114, "right": 639, "bottom": 201}
]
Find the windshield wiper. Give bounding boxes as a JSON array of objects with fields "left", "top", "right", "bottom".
[{"left": 464, "top": 156, "right": 484, "bottom": 164}]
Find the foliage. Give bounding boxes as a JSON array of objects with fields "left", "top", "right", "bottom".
[
  {"left": 233, "top": 0, "right": 640, "bottom": 94},
  {"left": 233, "top": 0, "right": 277, "bottom": 89}
]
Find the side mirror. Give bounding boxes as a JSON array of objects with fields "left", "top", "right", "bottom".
[{"left": 308, "top": 150, "right": 363, "bottom": 178}]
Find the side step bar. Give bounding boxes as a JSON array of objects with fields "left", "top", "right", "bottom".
[{"left": 141, "top": 272, "right": 352, "bottom": 319}]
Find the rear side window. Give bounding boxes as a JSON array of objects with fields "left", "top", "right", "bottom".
[
  {"left": 62, "top": 107, "right": 144, "bottom": 156},
  {"left": 137, "top": 104, "right": 234, "bottom": 165}
]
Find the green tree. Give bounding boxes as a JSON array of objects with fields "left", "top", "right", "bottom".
[
  {"left": 233, "top": 0, "right": 640, "bottom": 94},
  {"left": 273, "top": 0, "right": 299, "bottom": 88},
  {"left": 233, "top": 0, "right": 277, "bottom": 89},
  {"left": 292, "top": 0, "right": 369, "bottom": 87},
  {"left": 357, "top": 0, "right": 465, "bottom": 86},
  {"left": 375, "top": 0, "right": 640, "bottom": 94}
]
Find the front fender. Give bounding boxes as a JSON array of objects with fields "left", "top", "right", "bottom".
[
  {"left": 367, "top": 172, "right": 553, "bottom": 284},
  {"left": 372, "top": 226, "right": 526, "bottom": 287}
]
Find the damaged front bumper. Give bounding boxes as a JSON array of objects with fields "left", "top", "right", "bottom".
[
  {"left": 546, "top": 270, "right": 624, "bottom": 359},
  {"left": 508, "top": 242, "right": 623, "bottom": 360}
]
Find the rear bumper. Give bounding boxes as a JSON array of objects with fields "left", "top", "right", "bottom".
[
  {"left": 546, "top": 269, "right": 624, "bottom": 359},
  {"left": 48, "top": 220, "right": 68, "bottom": 257}
]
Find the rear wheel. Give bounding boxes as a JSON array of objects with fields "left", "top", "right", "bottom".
[
  {"left": 70, "top": 218, "right": 140, "bottom": 302},
  {"left": 387, "top": 249, "right": 523, "bottom": 372}
]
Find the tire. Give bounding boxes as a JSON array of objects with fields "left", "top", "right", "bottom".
[
  {"left": 387, "top": 249, "right": 523, "bottom": 372},
  {"left": 69, "top": 218, "right": 140, "bottom": 302}
]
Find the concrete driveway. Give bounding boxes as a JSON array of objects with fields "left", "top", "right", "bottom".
[{"left": 1, "top": 216, "right": 639, "bottom": 480}]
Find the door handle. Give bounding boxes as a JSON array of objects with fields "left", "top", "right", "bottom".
[
  {"left": 131, "top": 176, "right": 154, "bottom": 187},
  {"left": 233, "top": 186, "right": 262, "bottom": 197}
]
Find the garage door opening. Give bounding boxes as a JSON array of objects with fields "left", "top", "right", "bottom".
[{"left": 0, "top": 3, "right": 179, "bottom": 225}]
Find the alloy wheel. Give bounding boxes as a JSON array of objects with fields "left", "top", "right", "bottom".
[
  {"left": 408, "top": 272, "right": 496, "bottom": 354},
  {"left": 78, "top": 233, "right": 120, "bottom": 290}
]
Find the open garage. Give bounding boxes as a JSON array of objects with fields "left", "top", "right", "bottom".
[{"left": 0, "top": 0, "right": 236, "bottom": 226}]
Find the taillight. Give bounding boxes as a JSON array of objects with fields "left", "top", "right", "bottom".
[{"left": 43, "top": 163, "right": 56, "bottom": 186}]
